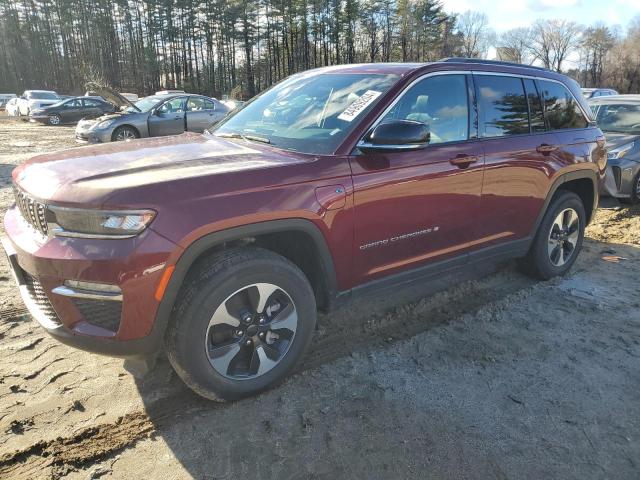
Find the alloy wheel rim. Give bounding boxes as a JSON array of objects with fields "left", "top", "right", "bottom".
[
  {"left": 116, "top": 129, "right": 136, "bottom": 141},
  {"left": 635, "top": 174, "right": 640, "bottom": 196},
  {"left": 50, "top": 116, "right": 60, "bottom": 125},
  {"left": 205, "top": 283, "right": 298, "bottom": 380},
  {"left": 547, "top": 208, "right": 580, "bottom": 267}
]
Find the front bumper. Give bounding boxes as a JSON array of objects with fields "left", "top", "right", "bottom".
[
  {"left": 601, "top": 159, "right": 640, "bottom": 198},
  {"left": 75, "top": 125, "right": 112, "bottom": 144},
  {"left": 2, "top": 206, "right": 182, "bottom": 357}
]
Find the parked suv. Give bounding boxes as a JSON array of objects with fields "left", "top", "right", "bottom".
[{"left": 2, "top": 59, "right": 606, "bottom": 401}]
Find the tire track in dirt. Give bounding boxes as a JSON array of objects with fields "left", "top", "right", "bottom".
[{"left": 0, "top": 412, "right": 154, "bottom": 480}]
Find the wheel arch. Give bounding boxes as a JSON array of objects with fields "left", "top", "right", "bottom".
[
  {"left": 111, "top": 124, "right": 141, "bottom": 140},
  {"left": 151, "top": 219, "right": 339, "bottom": 345},
  {"left": 532, "top": 170, "right": 598, "bottom": 237}
]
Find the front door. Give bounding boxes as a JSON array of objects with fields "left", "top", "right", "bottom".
[
  {"left": 60, "top": 99, "right": 83, "bottom": 123},
  {"left": 148, "top": 96, "right": 187, "bottom": 136},
  {"left": 350, "top": 73, "right": 485, "bottom": 285}
]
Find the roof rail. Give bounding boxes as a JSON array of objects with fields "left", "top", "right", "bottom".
[{"left": 438, "top": 57, "right": 549, "bottom": 72}]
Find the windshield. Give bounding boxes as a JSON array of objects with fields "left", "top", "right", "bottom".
[
  {"left": 595, "top": 103, "right": 640, "bottom": 134},
  {"left": 127, "top": 96, "right": 163, "bottom": 113},
  {"left": 213, "top": 72, "right": 399, "bottom": 155},
  {"left": 28, "top": 92, "right": 58, "bottom": 100}
]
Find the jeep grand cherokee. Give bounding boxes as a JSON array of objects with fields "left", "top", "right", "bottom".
[{"left": 2, "top": 59, "right": 606, "bottom": 401}]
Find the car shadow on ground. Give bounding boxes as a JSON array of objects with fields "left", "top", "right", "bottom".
[{"left": 128, "top": 234, "right": 640, "bottom": 478}]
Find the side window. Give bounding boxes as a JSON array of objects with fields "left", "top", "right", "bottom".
[
  {"left": 523, "top": 79, "right": 545, "bottom": 133},
  {"left": 187, "top": 97, "right": 205, "bottom": 111},
  {"left": 158, "top": 97, "right": 186, "bottom": 114},
  {"left": 380, "top": 74, "right": 469, "bottom": 144},
  {"left": 203, "top": 99, "right": 216, "bottom": 110},
  {"left": 83, "top": 99, "right": 101, "bottom": 107},
  {"left": 538, "top": 80, "right": 588, "bottom": 130},
  {"left": 476, "top": 75, "right": 529, "bottom": 137}
]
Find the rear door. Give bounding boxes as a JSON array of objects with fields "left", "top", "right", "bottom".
[
  {"left": 148, "top": 96, "right": 187, "bottom": 136},
  {"left": 81, "top": 98, "right": 106, "bottom": 119},
  {"left": 186, "top": 97, "right": 219, "bottom": 132},
  {"left": 475, "top": 73, "right": 562, "bottom": 246},
  {"left": 350, "top": 73, "right": 485, "bottom": 284}
]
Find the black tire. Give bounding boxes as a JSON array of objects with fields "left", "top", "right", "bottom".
[
  {"left": 165, "top": 247, "right": 317, "bottom": 401},
  {"left": 112, "top": 125, "right": 139, "bottom": 141},
  {"left": 48, "top": 114, "right": 61, "bottom": 126},
  {"left": 519, "top": 191, "right": 586, "bottom": 280},
  {"left": 620, "top": 171, "right": 640, "bottom": 205}
]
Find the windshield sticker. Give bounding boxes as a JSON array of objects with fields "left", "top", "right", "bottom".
[{"left": 338, "top": 90, "right": 382, "bottom": 122}]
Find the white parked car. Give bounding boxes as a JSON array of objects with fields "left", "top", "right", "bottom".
[
  {"left": 16, "top": 90, "right": 61, "bottom": 116},
  {"left": 0, "top": 93, "right": 17, "bottom": 110},
  {"left": 5, "top": 98, "right": 20, "bottom": 116}
]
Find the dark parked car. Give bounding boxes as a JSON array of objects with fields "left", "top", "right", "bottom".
[
  {"left": 589, "top": 94, "right": 640, "bottom": 203},
  {"left": 29, "top": 96, "right": 117, "bottom": 125},
  {"left": 3, "top": 59, "right": 605, "bottom": 401},
  {"left": 75, "top": 89, "right": 230, "bottom": 143}
]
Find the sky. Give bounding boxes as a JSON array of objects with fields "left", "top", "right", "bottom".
[{"left": 442, "top": 0, "right": 640, "bottom": 33}]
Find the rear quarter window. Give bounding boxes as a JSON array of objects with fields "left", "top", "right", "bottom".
[{"left": 538, "top": 80, "right": 588, "bottom": 130}]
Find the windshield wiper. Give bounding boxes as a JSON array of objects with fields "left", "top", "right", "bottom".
[{"left": 216, "top": 132, "right": 271, "bottom": 144}]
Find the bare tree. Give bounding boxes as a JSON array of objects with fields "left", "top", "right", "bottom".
[
  {"left": 497, "top": 28, "right": 532, "bottom": 64},
  {"left": 580, "top": 24, "right": 615, "bottom": 87},
  {"left": 456, "top": 10, "right": 495, "bottom": 59},
  {"left": 530, "top": 19, "right": 582, "bottom": 72}
]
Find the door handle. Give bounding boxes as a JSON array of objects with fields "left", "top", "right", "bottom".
[
  {"left": 449, "top": 154, "right": 478, "bottom": 168},
  {"left": 536, "top": 144, "right": 559, "bottom": 154}
]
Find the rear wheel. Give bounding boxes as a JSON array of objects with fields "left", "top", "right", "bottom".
[
  {"left": 48, "top": 114, "right": 61, "bottom": 126},
  {"left": 519, "top": 191, "right": 585, "bottom": 280},
  {"left": 112, "top": 126, "right": 139, "bottom": 141},
  {"left": 165, "top": 248, "right": 317, "bottom": 401}
]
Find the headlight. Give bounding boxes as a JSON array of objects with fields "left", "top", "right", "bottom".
[
  {"left": 608, "top": 142, "right": 635, "bottom": 160},
  {"left": 95, "top": 119, "right": 116, "bottom": 129},
  {"left": 48, "top": 206, "right": 156, "bottom": 238}
]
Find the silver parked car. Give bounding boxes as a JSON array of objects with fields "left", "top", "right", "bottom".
[
  {"left": 75, "top": 88, "right": 230, "bottom": 143},
  {"left": 582, "top": 88, "right": 618, "bottom": 100},
  {"left": 589, "top": 94, "right": 640, "bottom": 203}
]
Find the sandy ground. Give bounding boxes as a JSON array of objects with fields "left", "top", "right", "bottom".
[{"left": 0, "top": 121, "right": 638, "bottom": 479}]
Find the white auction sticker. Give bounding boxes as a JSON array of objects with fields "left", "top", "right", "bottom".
[{"left": 338, "top": 90, "right": 382, "bottom": 122}]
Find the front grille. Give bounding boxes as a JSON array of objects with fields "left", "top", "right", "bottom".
[
  {"left": 73, "top": 298, "right": 122, "bottom": 333},
  {"left": 611, "top": 166, "right": 622, "bottom": 191},
  {"left": 13, "top": 186, "right": 48, "bottom": 236},
  {"left": 23, "top": 273, "right": 62, "bottom": 327}
]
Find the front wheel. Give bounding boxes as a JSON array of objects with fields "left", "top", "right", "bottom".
[
  {"left": 112, "top": 126, "right": 139, "bottom": 141},
  {"left": 620, "top": 171, "right": 640, "bottom": 205},
  {"left": 165, "top": 248, "right": 317, "bottom": 401},
  {"left": 48, "top": 114, "right": 61, "bottom": 126},
  {"left": 519, "top": 191, "right": 586, "bottom": 280}
]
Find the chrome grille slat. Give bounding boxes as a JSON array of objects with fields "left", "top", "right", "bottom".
[{"left": 12, "top": 186, "right": 48, "bottom": 236}]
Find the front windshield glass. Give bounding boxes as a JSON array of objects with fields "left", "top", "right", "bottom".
[
  {"left": 29, "top": 92, "right": 58, "bottom": 100},
  {"left": 127, "top": 96, "right": 162, "bottom": 112},
  {"left": 596, "top": 103, "right": 640, "bottom": 134},
  {"left": 213, "top": 72, "right": 399, "bottom": 155}
]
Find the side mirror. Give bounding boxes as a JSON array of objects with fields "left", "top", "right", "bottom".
[{"left": 358, "top": 120, "right": 430, "bottom": 153}]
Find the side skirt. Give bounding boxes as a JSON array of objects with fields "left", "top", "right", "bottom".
[{"left": 331, "top": 237, "right": 532, "bottom": 309}]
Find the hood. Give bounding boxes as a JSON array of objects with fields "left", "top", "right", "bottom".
[
  {"left": 84, "top": 82, "right": 138, "bottom": 110},
  {"left": 13, "top": 133, "right": 308, "bottom": 206},
  {"left": 602, "top": 132, "right": 640, "bottom": 150}
]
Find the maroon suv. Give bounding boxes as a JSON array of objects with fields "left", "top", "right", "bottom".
[{"left": 3, "top": 59, "right": 606, "bottom": 401}]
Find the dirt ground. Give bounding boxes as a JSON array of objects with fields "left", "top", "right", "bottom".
[{"left": 0, "top": 120, "right": 638, "bottom": 479}]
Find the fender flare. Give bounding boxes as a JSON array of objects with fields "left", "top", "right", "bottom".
[
  {"left": 150, "top": 218, "right": 339, "bottom": 346},
  {"left": 531, "top": 169, "right": 599, "bottom": 237}
]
